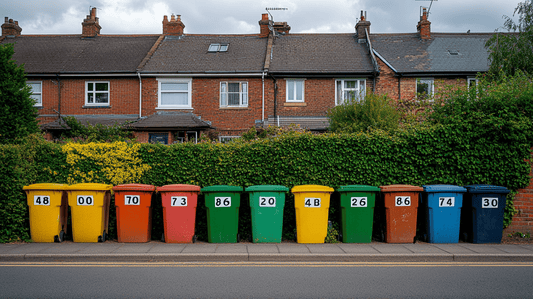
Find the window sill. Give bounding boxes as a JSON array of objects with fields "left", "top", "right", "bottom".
[
  {"left": 156, "top": 107, "right": 193, "bottom": 110},
  {"left": 83, "top": 105, "right": 111, "bottom": 109},
  {"left": 34, "top": 106, "right": 43, "bottom": 109},
  {"left": 220, "top": 106, "right": 249, "bottom": 110},
  {"left": 284, "top": 102, "right": 307, "bottom": 107}
]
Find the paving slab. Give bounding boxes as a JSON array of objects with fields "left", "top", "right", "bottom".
[
  {"left": 402, "top": 244, "right": 450, "bottom": 254},
  {"left": 306, "top": 244, "right": 345, "bottom": 254},
  {"left": 457, "top": 244, "right": 507, "bottom": 254},
  {"left": 277, "top": 244, "right": 311, "bottom": 254},
  {"left": 247, "top": 244, "right": 279, "bottom": 254},
  {"left": 337, "top": 244, "right": 381, "bottom": 254},
  {"left": 148, "top": 243, "right": 187, "bottom": 253},
  {"left": 181, "top": 244, "right": 217, "bottom": 253},
  {"left": 371, "top": 244, "right": 414, "bottom": 254},
  {"left": 2, "top": 243, "right": 55, "bottom": 254},
  {"left": 113, "top": 243, "right": 155, "bottom": 253},
  {"left": 215, "top": 244, "right": 248, "bottom": 254},
  {"left": 495, "top": 244, "right": 533, "bottom": 254},
  {"left": 75, "top": 243, "right": 124, "bottom": 254},
  {"left": 432, "top": 244, "right": 477, "bottom": 254},
  {"left": 40, "top": 243, "right": 91, "bottom": 254}
]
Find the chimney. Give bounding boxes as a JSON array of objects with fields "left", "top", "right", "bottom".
[
  {"left": 2, "top": 17, "right": 22, "bottom": 37},
  {"left": 82, "top": 7, "right": 101, "bottom": 37},
  {"left": 417, "top": 8, "right": 431, "bottom": 40},
  {"left": 163, "top": 14, "right": 185, "bottom": 35},
  {"left": 273, "top": 22, "right": 290, "bottom": 35},
  {"left": 258, "top": 13, "right": 270, "bottom": 38},
  {"left": 355, "top": 11, "right": 370, "bottom": 42}
]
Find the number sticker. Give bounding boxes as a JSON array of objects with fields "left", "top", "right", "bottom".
[
  {"left": 304, "top": 198, "right": 321, "bottom": 208},
  {"left": 77, "top": 195, "right": 94, "bottom": 206},
  {"left": 125, "top": 195, "right": 140, "bottom": 205},
  {"left": 351, "top": 197, "right": 368, "bottom": 207},
  {"left": 439, "top": 197, "right": 455, "bottom": 207},
  {"left": 171, "top": 196, "right": 188, "bottom": 207},
  {"left": 34, "top": 195, "right": 50, "bottom": 206},
  {"left": 482, "top": 197, "right": 498, "bottom": 208},
  {"left": 215, "top": 197, "right": 231, "bottom": 207},
  {"left": 395, "top": 196, "right": 411, "bottom": 207},
  {"left": 259, "top": 197, "right": 276, "bottom": 207}
]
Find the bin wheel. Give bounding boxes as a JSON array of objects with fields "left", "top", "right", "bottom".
[
  {"left": 161, "top": 233, "right": 165, "bottom": 243},
  {"left": 54, "top": 235, "right": 60, "bottom": 243},
  {"left": 237, "top": 234, "right": 241, "bottom": 243},
  {"left": 294, "top": 232, "right": 297, "bottom": 242},
  {"left": 102, "top": 231, "right": 106, "bottom": 242},
  {"left": 98, "top": 235, "right": 103, "bottom": 242},
  {"left": 192, "top": 235, "right": 197, "bottom": 243}
]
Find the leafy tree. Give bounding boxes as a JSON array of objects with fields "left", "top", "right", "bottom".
[
  {"left": 486, "top": 0, "right": 533, "bottom": 79},
  {"left": 0, "top": 43, "right": 40, "bottom": 143}
]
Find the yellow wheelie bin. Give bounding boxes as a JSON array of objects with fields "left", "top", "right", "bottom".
[
  {"left": 23, "top": 183, "right": 69, "bottom": 242},
  {"left": 66, "top": 183, "right": 112, "bottom": 243},
  {"left": 291, "top": 185, "right": 334, "bottom": 243}
]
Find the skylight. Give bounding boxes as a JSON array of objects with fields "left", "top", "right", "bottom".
[{"left": 208, "top": 43, "right": 229, "bottom": 52}]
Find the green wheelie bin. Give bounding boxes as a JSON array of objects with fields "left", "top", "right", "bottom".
[
  {"left": 245, "top": 185, "right": 289, "bottom": 243},
  {"left": 337, "top": 185, "right": 381, "bottom": 243},
  {"left": 201, "top": 185, "right": 243, "bottom": 243}
]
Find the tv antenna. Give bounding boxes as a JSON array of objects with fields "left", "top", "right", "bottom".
[
  {"left": 266, "top": 7, "right": 288, "bottom": 35},
  {"left": 415, "top": 0, "right": 437, "bottom": 16}
]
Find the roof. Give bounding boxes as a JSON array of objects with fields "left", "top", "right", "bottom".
[
  {"left": 129, "top": 112, "right": 212, "bottom": 130},
  {"left": 1, "top": 35, "right": 160, "bottom": 74},
  {"left": 370, "top": 33, "right": 493, "bottom": 75},
  {"left": 141, "top": 35, "right": 268, "bottom": 73},
  {"left": 268, "top": 34, "right": 375, "bottom": 75},
  {"left": 41, "top": 115, "right": 138, "bottom": 130},
  {"left": 266, "top": 116, "right": 329, "bottom": 131}
]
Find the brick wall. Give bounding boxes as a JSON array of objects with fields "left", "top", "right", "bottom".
[{"left": 504, "top": 152, "right": 533, "bottom": 235}]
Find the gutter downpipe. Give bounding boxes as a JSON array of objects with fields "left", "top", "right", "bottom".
[
  {"left": 56, "top": 74, "right": 61, "bottom": 123},
  {"left": 262, "top": 71, "right": 265, "bottom": 122},
  {"left": 271, "top": 74, "right": 278, "bottom": 125},
  {"left": 137, "top": 72, "right": 142, "bottom": 118}
]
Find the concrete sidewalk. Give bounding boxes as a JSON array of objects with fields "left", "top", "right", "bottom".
[{"left": 2, "top": 241, "right": 533, "bottom": 262}]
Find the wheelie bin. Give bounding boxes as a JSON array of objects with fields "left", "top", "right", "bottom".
[
  {"left": 380, "top": 184, "right": 424, "bottom": 243},
  {"left": 158, "top": 184, "right": 201, "bottom": 243},
  {"left": 113, "top": 184, "right": 156, "bottom": 243},
  {"left": 66, "top": 183, "right": 112, "bottom": 243},
  {"left": 460, "top": 184, "right": 510, "bottom": 243},
  {"left": 23, "top": 183, "right": 69, "bottom": 242},
  {"left": 245, "top": 185, "right": 289, "bottom": 243},
  {"left": 337, "top": 185, "right": 381, "bottom": 243},
  {"left": 291, "top": 185, "right": 334, "bottom": 243},
  {"left": 201, "top": 185, "right": 243, "bottom": 243},
  {"left": 421, "top": 185, "right": 467, "bottom": 243}
]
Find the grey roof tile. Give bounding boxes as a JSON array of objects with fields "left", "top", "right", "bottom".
[
  {"left": 129, "top": 112, "right": 211, "bottom": 129},
  {"left": 42, "top": 115, "right": 138, "bottom": 130}
]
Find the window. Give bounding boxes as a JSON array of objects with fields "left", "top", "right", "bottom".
[
  {"left": 208, "top": 43, "right": 229, "bottom": 52},
  {"left": 335, "top": 79, "right": 366, "bottom": 105},
  {"left": 467, "top": 77, "right": 478, "bottom": 89},
  {"left": 157, "top": 78, "right": 192, "bottom": 109},
  {"left": 27, "top": 81, "right": 42, "bottom": 107},
  {"left": 149, "top": 133, "right": 169, "bottom": 144},
  {"left": 286, "top": 79, "right": 305, "bottom": 102},
  {"left": 219, "top": 136, "right": 240, "bottom": 143},
  {"left": 220, "top": 82, "right": 248, "bottom": 107},
  {"left": 86, "top": 81, "right": 109, "bottom": 106},
  {"left": 416, "top": 78, "right": 434, "bottom": 99}
]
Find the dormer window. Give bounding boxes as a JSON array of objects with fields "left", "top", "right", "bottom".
[
  {"left": 448, "top": 50, "right": 460, "bottom": 56},
  {"left": 208, "top": 43, "right": 229, "bottom": 52}
]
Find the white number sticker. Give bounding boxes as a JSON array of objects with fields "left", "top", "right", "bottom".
[
  {"left": 439, "top": 197, "right": 455, "bottom": 207},
  {"left": 215, "top": 197, "right": 231, "bottom": 207},
  {"left": 259, "top": 197, "right": 276, "bottom": 207},
  {"left": 304, "top": 198, "right": 321, "bottom": 208},
  {"left": 482, "top": 197, "right": 499, "bottom": 208},
  {"left": 171, "top": 196, "right": 188, "bottom": 207},
  {"left": 34, "top": 195, "right": 50, "bottom": 206},
  {"left": 124, "top": 195, "right": 140, "bottom": 205},
  {"left": 351, "top": 197, "right": 368, "bottom": 207},
  {"left": 77, "top": 195, "right": 94, "bottom": 206},
  {"left": 395, "top": 196, "right": 411, "bottom": 207}
]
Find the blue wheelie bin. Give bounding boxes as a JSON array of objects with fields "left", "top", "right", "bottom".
[
  {"left": 460, "top": 185, "right": 510, "bottom": 243},
  {"left": 422, "top": 185, "right": 467, "bottom": 243}
]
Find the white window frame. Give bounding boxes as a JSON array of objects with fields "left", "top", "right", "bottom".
[
  {"left": 286, "top": 79, "right": 305, "bottom": 102},
  {"left": 416, "top": 78, "right": 434, "bottom": 99},
  {"left": 208, "top": 43, "right": 229, "bottom": 52},
  {"left": 335, "top": 79, "right": 366, "bottom": 105},
  {"left": 85, "top": 81, "right": 110, "bottom": 106},
  {"left": 157, "top": 78, "right": 192, "bottom": 109},
  {"left": 220, "top": 81, "right": 248, "bottom": 108},
  {"left": 467, "top": 77, "right": 479, "bottom": 89},
  {"left": 27, "top": 81, "right": 42, "bottom": 107},
  {"left": 219, "top": 136, "right": 240, "bottom": 143}
]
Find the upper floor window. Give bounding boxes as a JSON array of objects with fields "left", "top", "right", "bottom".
[
  {"left": 157, "top": 78, "right": 192, "bottom": 109},
  {"left": 416, "top": 78, "right": 434, "bottom": 99},
  {"left": 220, "top": 82, "right": 248, "bottom": 108},
  {"left": 467, "top": 77, "right": 479, "bottom": 89},
  {"left": 27, "top": 81, "right": 42, "bottom": 107},
  {"left": 286, "top": 79, "right": 305, "bottom": 102},
  {"left": 335, "top": 79, "right": 366, "bottom": 105},
  {"left": 86, "top": 81, "right": 109, "bottom": 106},
  {"left": 208, "top": 43, "right": 229, "bottom": 52}
]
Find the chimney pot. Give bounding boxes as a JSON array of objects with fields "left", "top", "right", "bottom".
[
  {"left": 258, "top": 13, "right": 270, "bottom": 38},
  {"left": 417, "top": 7, "right": 431, "bottom": 40},
  {"left": 2, "top": 16, "right": 22, "bottom": 37},
  {"left": 163, "top": 13, "right": 185, "bottom": 35},
  {"left": 355, "top": 11, "right": 370, "bottom": 40},
  {"left": 82, "top": 7, "right": 102, "bottom": 37}
]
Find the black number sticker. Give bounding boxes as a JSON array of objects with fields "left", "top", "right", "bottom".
[
  {"left": 395, "top": 196, "right": 411, "bottom": 207},
  {"left": 482, "top": 197, "right": 498, "bottom": 208},
  {"left": 125, "top": 195, "right": 140, "bottom": 205},
  {"left": 439, "top": 197, "right": 455, "bottom": 207},
  {"left": 171, "top": 196, "right": 187, "bottom": 207},
  {"left": 77, "top": 195, "right": 94, "bottom": 206},
  {"left": 259, "top": 197, "right": 276, "bottom": 207},
  {"left": 34, "top": 196, "right": 50, "bottom": 206},
  {"left": 215, "top": 197, "right": 231, "bottom": 207},
  {"left": 304, "top": 198, "right": 321, "bottom": 208},
  {"left": 351, "top": 197, "right": 368, "bottom": 207}
]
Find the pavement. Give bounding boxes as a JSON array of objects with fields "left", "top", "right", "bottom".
[{"left": 1, "top": 241, "right": 533, "bottom": 262}]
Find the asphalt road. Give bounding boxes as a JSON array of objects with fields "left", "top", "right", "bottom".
[{"left": 2, "top": 261, "right": 533, "bottom": 298}]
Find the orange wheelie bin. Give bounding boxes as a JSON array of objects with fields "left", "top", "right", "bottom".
[
  {"left": 158, "top": 184, "right": 200, "bottom": 243},
  {"left": 113, "top": 184, "right": 156, "bottom": 243},
  {"left": 380, "top": 184, "right": 424, "bottom": 243}
]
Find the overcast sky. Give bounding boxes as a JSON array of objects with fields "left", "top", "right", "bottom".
[{"left": 2, "top": 0, "right": 520, "bottom": 35}]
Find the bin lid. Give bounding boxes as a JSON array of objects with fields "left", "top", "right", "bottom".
[
  {"left": 423, "top": 184, "right": 467, "bottom": 193},
  {"left": 201, "top": 185, "right": 243, "bottom": 193},
  {"left": 113, "top": 184, "right": 156, "bottom": 192},
  {"left": 464, "top": 184, "right": 510, "bottom": 194},
  {"left": 291, "top": 185, "right": 334, "bottom": 193},
  {"left": 157, "top": 184, "right": 201, "bottom": 192},
  {"left": 67, "top": 183, "right": 113, "bottom": 191},
  {"left": 380, "top": 184, "right": 424, "bottom": 192},
  {"left": 23, "top": 183, "right": 69, "bottom": 191},
  {"left": 245, "top": 185, "right": 289, "bottom": 192},
  {"left": 337, "top": 185, "right": 380, "bottom": 192}
]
